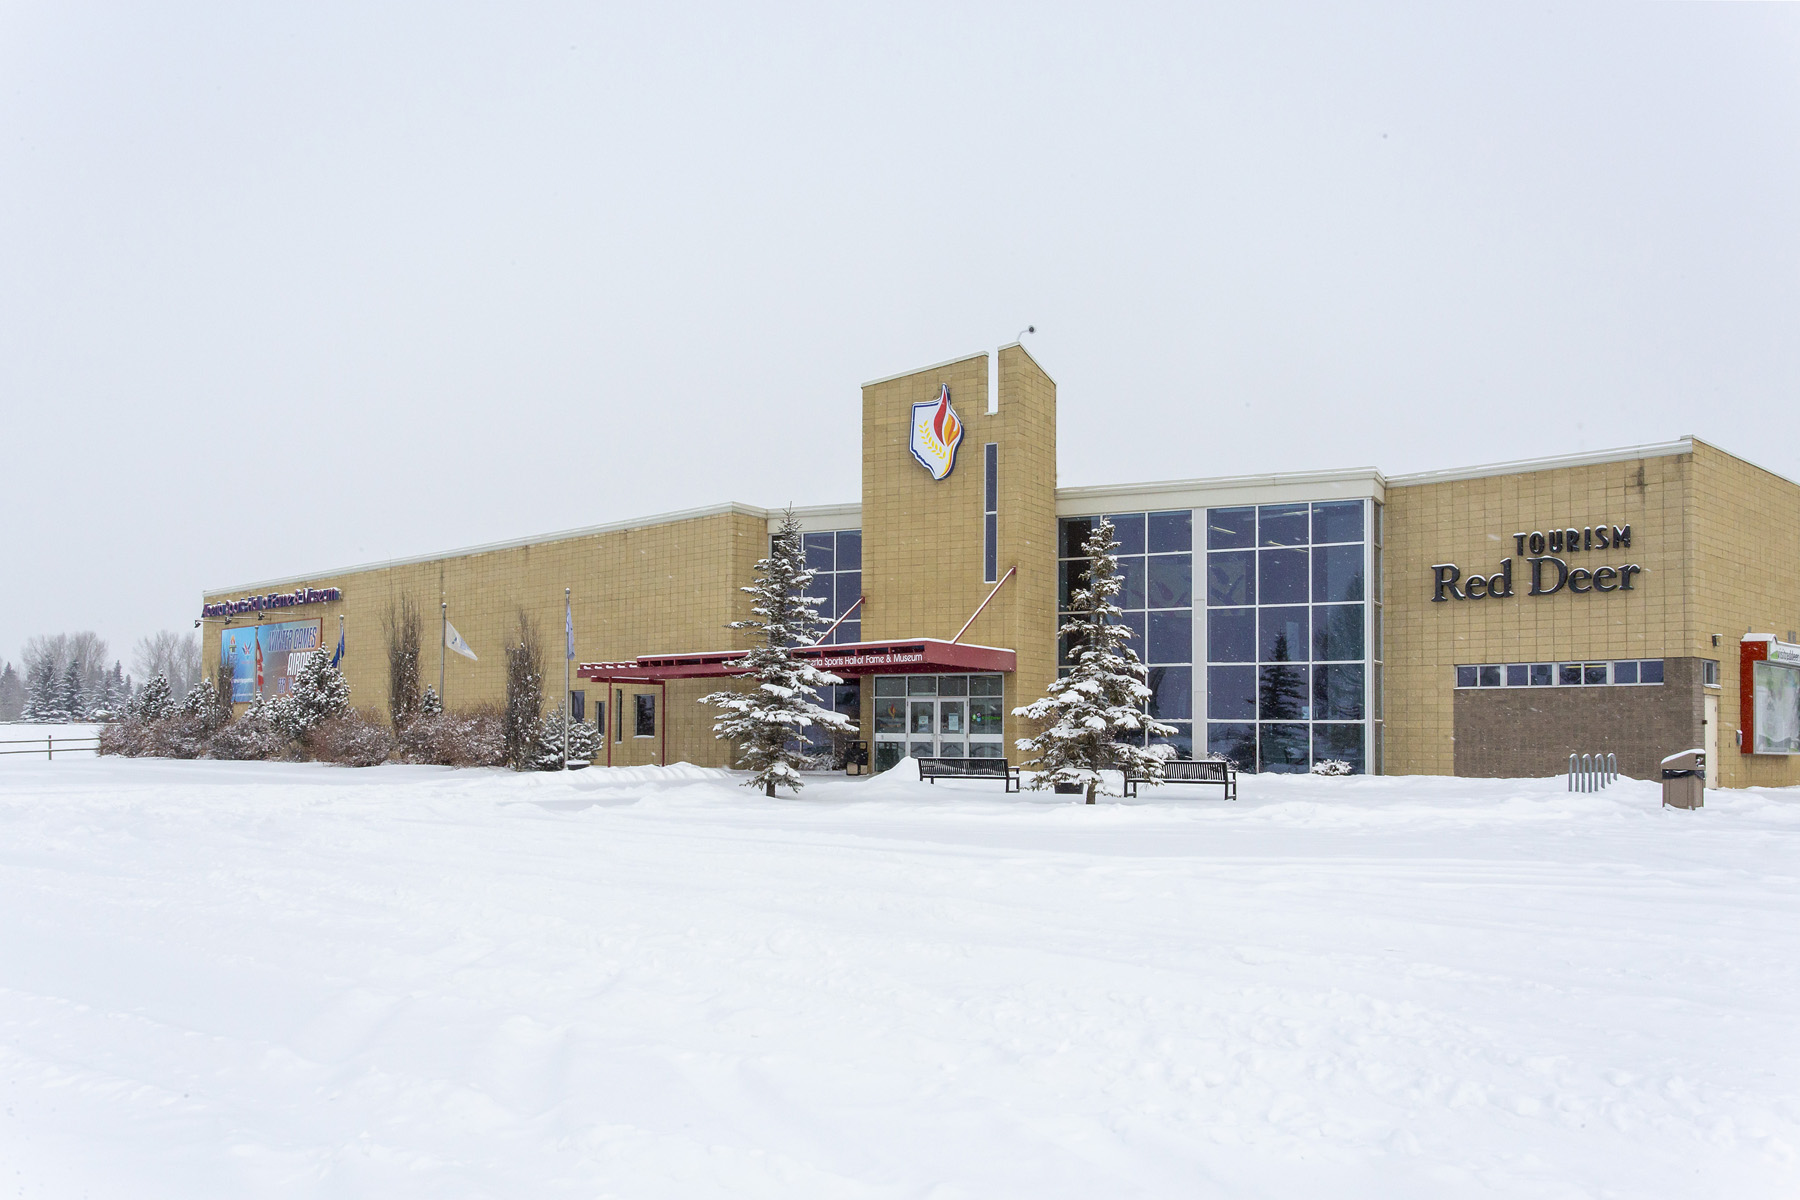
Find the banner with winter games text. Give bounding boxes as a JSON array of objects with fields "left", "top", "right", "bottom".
[{"left": 221, "top": 620, "right": 323, "bottom": 703}]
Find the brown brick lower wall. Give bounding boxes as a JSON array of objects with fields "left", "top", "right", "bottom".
[{"left": 1452, "top": 658, "right": 1705, "bottom": 780}]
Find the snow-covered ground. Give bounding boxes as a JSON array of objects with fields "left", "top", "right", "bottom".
[{"left": 1, "top": 759, "right": 1795, "bottom": 1198}]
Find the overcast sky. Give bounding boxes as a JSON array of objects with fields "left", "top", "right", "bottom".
[{"left": 3, "top": 2, "right": 1797, "bottom": 666}]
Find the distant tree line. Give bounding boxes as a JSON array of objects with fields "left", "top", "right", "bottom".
[{"left": 0, "top": 630, "right": 201, "bottom": 723}]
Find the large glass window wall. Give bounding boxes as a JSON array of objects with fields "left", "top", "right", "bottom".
[
  {"left": 797, "top": 530, "right": 862, "bottom": 646},
  {"left": 1057, "top": 510, "right": 1194, "bottom": 759},
  {"left": 1204, "top": 501, "right": 1378, "bottom": 774}
]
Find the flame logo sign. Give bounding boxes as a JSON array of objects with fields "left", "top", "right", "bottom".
[{"left": 909, "top": 384, "right": 965, "bottom": 480}]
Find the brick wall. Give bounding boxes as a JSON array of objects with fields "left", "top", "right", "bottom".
[
  {"left": 201, "top": 508, "right": 765, "bottom": 767},
  {"left": 1452, "top": 657, "right": 1705, "bottom": 780}
]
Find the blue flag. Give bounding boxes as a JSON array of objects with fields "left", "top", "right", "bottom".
[
  {"left": 565, "top": 598, "right": 575, "bottom": 661},
  {"left": 331, "top": 626, "right": 345, "bottom": 668}
]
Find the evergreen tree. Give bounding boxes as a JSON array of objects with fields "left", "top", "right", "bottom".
[
  {"left": 286, "top": 648, "right": 351, "bottom": 738},
  {"left": 176, "top": 672, "right": 229, "bottom": 730},
  {"left": 23, "top": 656, "right": 56, "bottom": 722},
  {"left": 105, "top": 663, "right": 130, "bottom": 716},
  {"left": 701, "top": 509, "right": 853, "bottom": 797},
  {"left": 132, "top": 673, "right": 175, "bottom": 721},
  {"left": 530, "top": 704, "right": 602, "bottom": 770},
  {"left": 1013, "top": 516, "right": 1176, "bottom": 803},
  {"left": 418, "top": 686, "right": 443, "bottom": 716},
  {"left": 54, "top": 659, "right": 83, "bottom": 723},
  {"left": 1258, "top": 634, "right": 1306, "bottom": 721},
  {"left": 0, "top": 662, "right": 23, "bottom": 722}
]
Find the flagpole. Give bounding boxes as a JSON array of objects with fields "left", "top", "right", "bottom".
[
  {"left": 440, "top": 597, "right": 447, "bottom": 704},
  {"left": 563, "top": 587, "right": 571, "bottom": 771}
]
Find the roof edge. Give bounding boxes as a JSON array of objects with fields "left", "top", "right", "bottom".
[
  {"left": 998, "top": 340, "right": 1056, "bottom": 387},
  {"left": 205, "top": 501, "right": 777, "bottom": 597},
  {"left": 1386, "top": 439, "right": 1695, "bottom": 487},
  {"left": 861, "top": 350, "right": 989, "bottom": 390},
  {"left": 1057, "top": 465, "right": 1386, "bottom": 506}
]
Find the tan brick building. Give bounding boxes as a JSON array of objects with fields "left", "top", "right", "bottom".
[{"left": 202, "top": 347, "right": 1800, "bottom": 787}]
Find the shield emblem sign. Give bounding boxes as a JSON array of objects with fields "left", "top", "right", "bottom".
[{"left": 909, "top": 385, "right": 964, "bottom": 480}]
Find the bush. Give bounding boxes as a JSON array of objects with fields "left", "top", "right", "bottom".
[
  {"left": 144, "top": 715, "right": 211, "bottom": 759},
  {"left": 529, "top": 705, "right": 602, "bottom": 770},
  {"left": 309, "top": 707, "right": 395, "bottom": 767},
  {"left": 396, "top": 707, "right": 506, "bottom": 767},
  {"left": 207, "top": 707, "right": 292, "bottom": 761},
  {"left": 1311, "top": 759, "right": 1353, "bottom": 776},
  {"left": 503, "top": 612, "right": 544, "bottom": 770},
  {"left": 99, "top": 715, "right": 208, "bottom": 758},
  {"left": 98, "top": 720, "right": 146, "bottom": 757}
]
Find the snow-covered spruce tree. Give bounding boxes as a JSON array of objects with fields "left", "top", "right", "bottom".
[
  {"left": 131, "top": 672, "right": 175, "bottom": 722},
  {"left": 1013, "top": 516, "right": 1176, "bottom": 804},
  {"left": 50, "top": 659, "right": 81, "bottom": 723},
  {"left": 91, "top": 662, "right": 129, "bottom": 721},
  {"left": 418, "top": 686, "right": 443, "bottom": 716},
  {"left": 502, "top": 611, "right": 544, "bottom": 770},
  {"left": 21, "top": 655, "right": 55, "bottom": 722},
  {"left": 286, "top": 648, "right": 351, "bottom": 741},
  {"left": 530, "top": 705, "right": 601, "bottom": 771},
  {"left": 176, "top": 672, "right": 230, "bottom": 730},
  {"left": 0, "top": 662, "right": 23, "bottom": 722},
  {"left": 701, "top": 509, "right": 853, "bottom": 797}
]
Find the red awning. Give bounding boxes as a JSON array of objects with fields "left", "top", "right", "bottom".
[{"left": 577, "top": 638, "right": 1016, "bottom": 683}]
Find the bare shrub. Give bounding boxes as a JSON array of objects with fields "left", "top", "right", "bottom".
[
  {"left": 310, "top": 708, "right": 396, "bottom": 767},
  {"left": 142, "top": 715, "right": 211, "bottom": 759},
  {"left": 397, "top": 706, "right": 506, "bottom": 767},
  {"left": 98, "top": 720, "right": 147, "bottom": 757},
  {"left": 399, "top": 708, "right": 488, "bottom": 766},
  {"left": 503, "top": 611, "right": 544, "bottom": 770},
  {"left": 208, "top": 706, "right": 291, "bottom": 761},
  {"left": 383, "top": 595, "right": 423, "bottom": 728}
]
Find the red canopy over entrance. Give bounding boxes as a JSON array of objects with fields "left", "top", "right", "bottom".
[{"left": 576, "top": 638, "right": 1015, "bottom": 683}]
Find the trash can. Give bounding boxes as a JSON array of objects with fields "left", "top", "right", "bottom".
[
  {"left": 843, "top": 740, "right": 870, "bottom": 777},
  {"left": 1661, "top": 750, "right": 1705, "bottom": 809}
]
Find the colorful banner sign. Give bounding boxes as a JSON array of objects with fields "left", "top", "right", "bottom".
[{"left": 221, "top": 619, "right": 322, "bottom": 702}]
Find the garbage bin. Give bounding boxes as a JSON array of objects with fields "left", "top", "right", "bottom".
[
  {"left": 1661, "top": 750, "right": 1705, "bottom": 809},
  {"left": 843, "top": 740, "right": 870, "bottom": 777}
]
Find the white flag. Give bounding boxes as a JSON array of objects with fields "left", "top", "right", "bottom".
[
  {"left": 445, "top": 620, "right": 478, "bottom": 661},
  {"left": 565, "top": 597, "right": 575, "bottom": 661}
]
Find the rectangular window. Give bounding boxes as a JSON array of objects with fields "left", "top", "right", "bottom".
[
  {"left": 1458, "top": 660, "right": 1666, "bottom": 688},
  {"left": 1701, "top": 659, "right": 1718, "bottom": 686},
  {"left": 983, "top": 443, "right": 998, "bottom": 583},
  {"left": 634, "top": 693, "right": 656, "bottom": 737},
  {"left": 594, "top": 701, "right": 605, "bottom": 731},
  {"left": 616, "top": 689, "right": 625, "bottom": 742},
  {"left": 569, "top": 689, "right": 585, "bottom": 722}
]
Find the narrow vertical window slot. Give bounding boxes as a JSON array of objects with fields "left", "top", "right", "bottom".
[{"left": 983, "top": 442, "right": 999, "bottom": 583}]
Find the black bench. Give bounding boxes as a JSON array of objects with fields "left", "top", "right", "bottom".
[
  {"left": 1124, "top": 758, "right": 1237, "bottom": 800},
  {"left": 917, "top": 757, "right": 1022, "bottom": 792}
]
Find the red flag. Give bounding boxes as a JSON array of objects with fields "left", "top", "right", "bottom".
[{"left": 254, "top": 636, "right": 264, "bottom": 696}]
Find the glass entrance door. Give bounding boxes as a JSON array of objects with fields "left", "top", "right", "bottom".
[{"left": 873, "top": 674, "right": 1005, "bottom": 772}]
